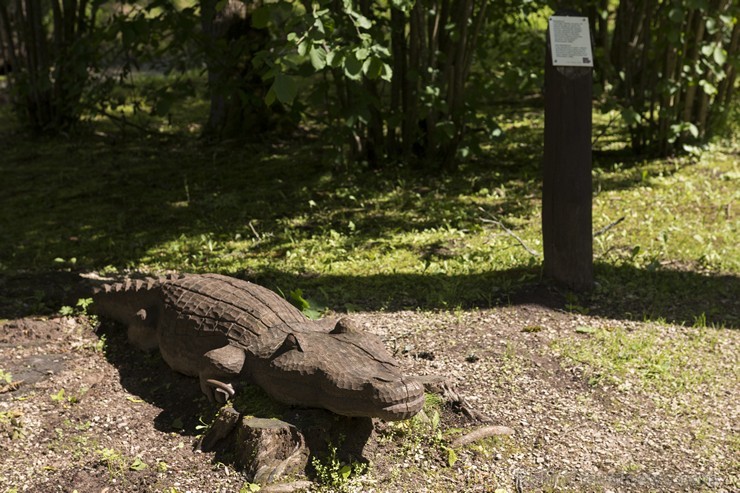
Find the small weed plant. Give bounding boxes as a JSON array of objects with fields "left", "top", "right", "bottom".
[
  {"left": 61, "top": 297, "right": 106, "bottom": 353},
  {"left": 239, "top": 483, "right": 261, "bottom": 492},
  {"left": 60, "top": 298, "right": 94, "bottom": 318},
  {"left": 129, "top": 457, "right": 148, "bottom": 471},
  {"left": 70, "top": 333, "right": 107, "bottom": 354},
  {"left": 0, "top": 409, "right": 24, "bottom": 439},
  {"left": 97, "top": 447, "right": 126, "bottom": 478},
  {"left": 311, "top": 443, "right": 367, "bottom": 492},
  {"left": 0, "top": 368, "right": 20, "bottom": 393},
  {"left": 382, "top": 395, "right": 458, "bottom": 468},
  {"left": 194, "top": 414, "right": 213, "bottom": 439},
  {"left": 287, "top": 288, "right": 327, "bottom": 320},
  {"left": 50, "top": 387, "right": 88, "bottom": 406}
]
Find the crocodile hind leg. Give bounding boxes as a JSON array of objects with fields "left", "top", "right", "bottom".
[
  {"left": 128, "top": 309, "right": 158, "bottom": 351},
  {"left": 199, "top": 345, "right": 247, "bottom": 404}
]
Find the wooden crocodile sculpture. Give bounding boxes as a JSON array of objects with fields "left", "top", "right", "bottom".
[{"left": 92, "top": 273, "right": 424, "bottom": 421}]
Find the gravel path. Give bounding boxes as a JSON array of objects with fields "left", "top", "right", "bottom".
[{"left": 1, "top": 301, "right": 737, "bottom": 492}]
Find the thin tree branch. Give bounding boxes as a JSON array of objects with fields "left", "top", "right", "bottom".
[
  {"left": 98, "top": 109, "right": 162, "bottom": 135},
  {"left": 591, "top": 111, "right": 620, "bottom": 147},
  {"left": 479, "top": 207, "right": 540, "bottom": 257},
  {"left": 593, "top": 216, "right": 625, "bottom": 236}
]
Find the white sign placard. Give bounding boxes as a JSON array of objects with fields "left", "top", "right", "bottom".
[{"left": 549, "top": 16, "right": 593, "bottom": 67}]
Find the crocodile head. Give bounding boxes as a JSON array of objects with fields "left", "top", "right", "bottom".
[{"left": 254, "top": 318, "right": 425, "bottom": 421}]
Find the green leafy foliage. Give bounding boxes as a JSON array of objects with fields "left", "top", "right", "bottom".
[
  {"left": 50, "top": 388, "right": 84, "bottom": 406},
  {"left": 253, "top": 0, "right": 546, "bottom": 168},
  {"left": 381, "top": 395, "right": 464, "bottom": 469},
  {"left": 60, "top": 298, "right": 94, "bottom": 318},
  {"left": 59, "top": 306, "right": 75, "bottom": 317},
  {"left": 288, "top": 288, "right": 326, "bottom": 320},
  {"left": 97, "top": 447, "right": 126, "bottom": 478},
  {"left": 0, "top": 0, "right": 199, "bottom": 133},
  {"left": 606, "top": 0, "right": 739, "bottom": 155},
  {"left": 50, "top": 389, "right": 68, "bottom": 404},
  {"left": 1, "top": 0, "right": 734, "bottom": 159},
  {"left": 269, "top": 73, "right": 298, "bottom": 105}
]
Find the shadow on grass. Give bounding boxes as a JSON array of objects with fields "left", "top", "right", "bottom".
[
  {"left": 2, "top": 263, "right": 735, "bottom": 331},
  {"left": 588, "top": 264, "right": 738, "bottom": 328},
  {"left": 247, "top": 264, "right": 740, "bottom": 329},
  {"left": 592, "top": 148, "right": 690, "bottom": 193},
  {"left": 0, "top": 133, "right": 333, "bottom": 269},
  {"left": 0, "top": 129, "right": 539, "bottom": 272}
]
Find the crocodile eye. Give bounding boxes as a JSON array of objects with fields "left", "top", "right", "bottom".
[
  {"left": 273, "top": 333, "right": 303, "bottom": 357},
  {"left": 330, "top": 317, "right": 360, "bottom": 335}
]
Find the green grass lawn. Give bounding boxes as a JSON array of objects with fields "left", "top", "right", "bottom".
[
  {"left": 0, "top": 101, "right": 737, "bottom": 327},
  {"left": 0, "top": 89, "right": 738, "bottom": 493}
]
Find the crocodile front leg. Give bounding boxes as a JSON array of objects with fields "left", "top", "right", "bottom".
[{"left": 199, "top": 345, "right": 247, "bottom": 403}]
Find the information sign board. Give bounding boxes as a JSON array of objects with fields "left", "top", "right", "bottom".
[{"left": 548, "top": 16, "right": 593, "bottom": 67}]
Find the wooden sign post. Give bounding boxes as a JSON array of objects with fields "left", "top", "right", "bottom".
[{"left": 543, "top": 11, "right": 594, "bottom": 290}]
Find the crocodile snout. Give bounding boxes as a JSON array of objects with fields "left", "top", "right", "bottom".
[
  {"left": 332, "top": 375, "right": 425, "bottom": 421},
  {"left": 377, "top": 377, "right": 425, "bottom": 420},
  {"left": 265, "top": 329, "right": 426, "bottom": 420}
]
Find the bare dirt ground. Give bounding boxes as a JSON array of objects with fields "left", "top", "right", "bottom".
[{"left": 0, "top": 280, "right": 737, "bottom": 493}]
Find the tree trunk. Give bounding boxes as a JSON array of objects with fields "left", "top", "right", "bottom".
[{"left": 201, "top": 0, "right": 271, "bottom": 140}]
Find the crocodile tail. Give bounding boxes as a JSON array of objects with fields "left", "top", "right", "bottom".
[{"left": 91, "top": 275, "right": 175, "bottom": 327}]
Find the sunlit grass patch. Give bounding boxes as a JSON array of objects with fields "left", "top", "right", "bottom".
[
  {"left": 592, "top": 148, "right": 739, "bottom": 273},
  {"left": 552, "top": 323, "right": 736, "bottom": 397}
]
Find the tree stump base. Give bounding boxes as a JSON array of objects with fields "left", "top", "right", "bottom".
[
  {"left": 236, "top": 417, "right": 309, "bottom": 484},
  {"left": 198, "top": 407, "right": 373, "bottom": 485}
]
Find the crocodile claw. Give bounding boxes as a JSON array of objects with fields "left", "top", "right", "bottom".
[{"left": 205, "top": 379, "right": 235, "bottom": 404}]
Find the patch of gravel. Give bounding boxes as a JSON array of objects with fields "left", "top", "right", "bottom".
[
  {"left": 346, "top": 307, "right": 738, "bottom": 492},
  {"left": 1, "top": 302, "right": 737, "bottom": 492}
]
